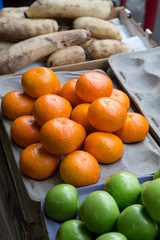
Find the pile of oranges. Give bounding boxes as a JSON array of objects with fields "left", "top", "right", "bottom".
[{"left": 1, "top": 67, "right": 149, "bottom": 187}]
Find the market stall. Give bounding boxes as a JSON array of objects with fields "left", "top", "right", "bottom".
[{"left": 0, "top": 1, "right": 160, "bottom": 239}]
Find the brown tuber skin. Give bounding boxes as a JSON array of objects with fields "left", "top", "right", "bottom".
[
  {"left": 0, "top": 18, "right": 59, "bottom": 42},
  {"left": 25, "top": 0, "right": 113, "bottom": 20},
  {"left": 0, "top": 7, "right": 28, "bottom": 19},
  {"left": 47, "top": 46, "right": 86, "bottom": 67},
  {"left": 73, "top": 17, "right": 122, "bottom": 40},
  {"left": 0, "top": 29, "right": 91, "bottom": 74},
  {"left": 87, "top": 39, "right": 132, "bottom": 59}
]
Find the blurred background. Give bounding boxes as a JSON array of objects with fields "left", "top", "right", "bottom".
[
  {"left": 121, "top": 0, "right": 160, "bottom": 45},
  {"left": 1, "top": 0, "right": 160, "bottom": 44}
]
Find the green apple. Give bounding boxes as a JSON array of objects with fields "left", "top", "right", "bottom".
[
  {"left": 141, "top": 178, "right": 160, "bottom": 222},
  {"left": 56, "top": 219, "right": 93, "bottom": 240},
  {"left": 117, "top": 204, "right": 158, "bottom": 240},
  {"left": 138, "top": 181, "right": 151, "bottom": 204},
  {"left": 44, "top": 184, "right": 80, "bottom": 222},
  {"left": 141, "top": 181, "right": 151, "bottom": 189},
  {"left": 155, "top": 224, "right": 160, "bottom": 240},
  {"left": 96, "top": 232, "right": 127, "bottom": 240},
  {"left": 80, "top": 190, "right": 120, "bottom": 234},
  {"left": 104, "top": 171, "right": 141, "bottom": 210},
  {"left": 153, "top": 168, "right": 160, "bottom": 179}
]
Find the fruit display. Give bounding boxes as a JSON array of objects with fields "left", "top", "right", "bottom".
[
  {"left": 1, "top": 66, "right": 150, "bottom": 186},
  {"left": 117, "top": 204, "right": 158, "bottom": 240},
  {"left": 19, "top": 143, "right": 60, "bottom": 180},
  {"left": 104, "top": 171, "right": 142, "bottom": 210},
  {"left": 42, "top": 172, "right": 160, "bottom": 240},
  {"left": 44, "top": 184, "right": 80, "bottom": 222},
  {"left": 141, "top": 178, "right": 160, "bottom": 222},
  {"left": 0, "top": 1, "right": 159, "bottom": 238},
  {"left": 0, "top": 63, "right": 160, "bottom": 239},
  {"left": 0, "top": 0, "right": 133, "bottom": 74}
]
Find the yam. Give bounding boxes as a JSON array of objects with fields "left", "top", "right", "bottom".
[
  {"left": 25, "top": 0, "right": 112, "bottom": 20},
  {"left": 0, "top": 7, "right": 28, "bottom": 18},
  {"left": 0, "top": 18, "right": 58, "bottom": 42},
  {"left": 87, "top": 39, "right": 132, "bottom": 59},
  {"left": 73, "top": 17, "right": 122, "bottom": 40},
  {"left": 80, "top": 37, "right": 97, "bottom": 49},
  {"left": 47, "top": 46, "right": 86, "bottom": 67},
  {"left": 0, "top": 29, "right": 91, "bottom": 74}
]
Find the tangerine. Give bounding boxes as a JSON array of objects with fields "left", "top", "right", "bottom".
[
  {"left": 85, "top": 132, "right": 123, "bottom": 164},
  {"left": 10, "top": 115, "right": 41, "bottom": 148},
  {"left": 71, "top": 103, "right": 97, "bottom": 133},
  {"left": 114, "top": 112, "right": 149, "bottom": 143},
  {"left": 75, "top": 72, "right": 113, "bottom": 103},
  {"left": 40, "top": 117, "right": 86, "bottom": 155},
  {"left": 21, "top": 67, "right": 56, "bottom": 98},
  {"left": 110, "top": 89, "right": 130, "bottom": 111},
  {"left": 60, "top": 150, "right": 100, "bottom": 187},
  {"left": 1, "top": 90, "right": 35, "bottom": 120},
  {"left": 87, "top": 97, "right": 127, "bottom": 132},
  {"left": 19, "top": 143, "right": 60, "bottom": 180},
  {"left": 33, "top": 94, "right": 72, "bottom": 126},
  {"left": 60, "top": 79, "right": 83, "bottom": 107}
]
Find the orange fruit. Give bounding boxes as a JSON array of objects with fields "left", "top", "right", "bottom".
[
  {"left": 87, "top": 97, "right": 127, "bottom": 132},
  {"left": 85, "top": 132, "right": 123, "bottom": 164},
  {"left": 75, "top": 72, "right": 113, "bottom": 103},
  {"left": 10, "top": 115, "right": 41, "bottom": 148},
  {"left": 1, "top": 90, "right": 35, "bottom": 120},
  {"left": 52, "top": 75, "right": 61, "bottom": 95},
  {"left": 21, "top": 67, "right": 56, "bottom": 98},
  {"left": 19, "top": 143, "right": 60, "bottom": 180},
  {"left": 33, "top": 94, "right": 72, "bottom": 126},
  {"left": 114, "top": 112, "right": 149, "bottom": 143},
  {"left": 71, "top": 103, "right": 97, "bottom": 133},
  {"left": 110, "top": 89, "right": 130, "bottom": 111},
  {"left": 40, "top": 117, "right": 86, "bottom": 155},
  {"left": 60, "top": 79, "right": 83, "bottom": 107},
  {"left": 60, "top": 150, "right": 100, "bottom": 187}
]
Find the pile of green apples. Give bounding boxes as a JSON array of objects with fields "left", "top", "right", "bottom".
[{"left": 44, "top": 170, "right": 160, "bottom": 240}]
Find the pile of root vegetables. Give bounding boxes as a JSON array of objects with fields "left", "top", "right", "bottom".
[{"left": 0, "top": 0, "right": 132, "bottom": 74}]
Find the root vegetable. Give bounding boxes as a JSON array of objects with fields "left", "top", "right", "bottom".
[
  {"left": 25, "top": 0, "right": 112, "bottom": 20},
  {"left": 80, "top": 37, "right": 97, "bottom": 49},
  {"left": 87, "top": 39, "right": 132, "bottom": 59},
  {"left": 47, "top": 45, "right": 86, "bottom": 67},
  {"left": 73, "top": 17, "right": 122, "bottom": 40},
  {"left": 0, "top": 18, "right": 58, "bottom": 42},
  {"left": 0, "top": 7, "right": 28, "bottom": 18},
  {"left": 0, "top": 29, "right": 91, "bottom": 74}
]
